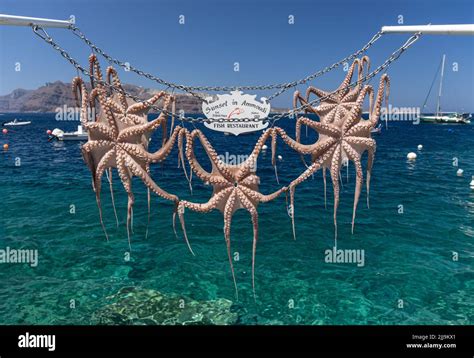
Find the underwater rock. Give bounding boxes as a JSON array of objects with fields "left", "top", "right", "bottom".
[{"left": 92, "top": 286, "right": 238, "bottom": 325}]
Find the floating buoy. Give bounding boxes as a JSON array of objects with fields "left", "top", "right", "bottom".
[
  {"left": 2, "top": 128, "right": 7, "bottom": 135},
  {"left": 456, "top": 169, "right": 464, "bottom": 176},
  {"left": 262, "top": 144, "right": 268, "bottom": 151},
  {"left": 277, "top": 155, "right": 283, "bottom": 161},
  {"left": 470, "top": 176, "right": 474, "bottom": 189},
  {"left": 407, "top": 152, "right": 417, "bottom": 160},
  {"left": 417, "top": 144, "right": 423, "bottom": 150},
  {"left": 46, "top": 129, "right": 52, "bottom": 135},
  {"left": 3, "top": 143, "right": 9, "bottom": 150}
]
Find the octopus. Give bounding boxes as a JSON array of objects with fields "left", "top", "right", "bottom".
[
  {"left": 274, "top": 73, "right": 389, "bottom": 243},
  {"left": 300, "top": 56, "right": 370, "bottom": 127},
  {"left": 75, "top": 55, "right": 184, "bottom": 248},
  {"left": 174, "top": 128, "right": 286, "bottom": 299},
  {"left": 75, "top": 51, "right": 392, "bottom": 299},
  {"left": 294, "top": 57, "right": 371, "bottom": 206}
]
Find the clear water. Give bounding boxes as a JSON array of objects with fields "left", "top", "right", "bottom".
[{"left": 0, "top": 113, "right": 473, "bottom": 325}]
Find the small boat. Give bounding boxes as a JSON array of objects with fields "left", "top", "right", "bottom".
[
  {"left": 49, "top": 125, "right": 88, "bottom": 141},
  {"left": 370, "top": 123, "right": 382, "bottom": 134},
  {"left": 420, "top": 54, "right": 471, "bottom": 125},
  {"left": 3, "top": 118, "right": 31, "bottom": 126},
  {"left": 420, "top": 112, "right": 471, "bottom": 124}
]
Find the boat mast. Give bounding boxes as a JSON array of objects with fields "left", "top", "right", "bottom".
[{"left": 436, "top": 54, "right": 446, "bottom": 116}]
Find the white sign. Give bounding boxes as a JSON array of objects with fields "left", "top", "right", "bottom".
[{"left": 202, "top": 91, "right": 270, "bottom": 136}]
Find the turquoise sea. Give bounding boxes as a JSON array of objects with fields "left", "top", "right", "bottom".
[{"left": 0, "top": 113, "right": 473, "bottom": 325}]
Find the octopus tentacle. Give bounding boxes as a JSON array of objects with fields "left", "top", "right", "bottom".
[
  {"left": 338, "top": 59, "right": 361, "bottom": 97},
  {"left": 305, "top": 86, "right": 335, "bottom": 103},
  {"left": 174, "top": 202, "right": 196, "bottom": 256},
  {"left": 82, "top": 122, "right": 115, "bottom": 141},
  {"left": 286, "top": 156, "right": 327, "bottom": 241},
  {"left": 82, "top": 140, "right": 114, "bottom": 154},
  {"left": 271, "top": 129, "right": 281, "bottom": 184},
  {"left": 116, "top": 152, "right": 134, "bottom": 249},
  {"left": 289, "top": 185, "right": 296, "bottom": 241},
  {"left": 238, "top": 185, "right": 286, "bottom": 203},
  {"left": 173, "top": 187, "right": 234, "bottom": 255},
  {"left": 93, "top": 149, "right": 116, "bottom": 241},
  {"left": 366, "top": 147, "right": 374, "bottom": 209},
  {"left": 127, "top": 91, "right": 168, "bottom": 115},
  {"left": 330, "top": 145, "right": 342, "bottom": 245},
  {"left": 89, "top": 55, "right": 111, "bottom": 117},
  {"left": 274, "top": 126, "right": 337, "bottom": 156},
  {"left": 370, "top": 74, "right": 390, "bottom": 127},
  {"left": 223, "top": 190, "right": 239, "bottom": 299},
  {"left": 145, "top": 164, "right": 151, "bottom": 240},
  {"left": 293, "top": 90, "right": 318, "bottom": 115},
  {"left": 169, "top": 96, "right": 176, "bottom": 141},
  {"left": 106, "top": 100, "right": 125, "bottom": 116},
  {"left": 89, "top": 88, "right": 101, "bottom": 122},
  {"left": 147, "top": 126, "right": 183, "bottom": 163},
  {"left": 116, "top": 116, "right": 163, "bottom": 142},
  {"left": 342, "top": 85, "right": 373, "bottom": 134},
  {"left": 178, "top": 128, "right": 193, "bottom": 194},
  {"left": 236, "top": 189, "right": 259, "bottom": 299},
  {"left": 124, "top": 152, "right": 178, "bottom": 203},
  {"left": 299, "top": 118, "right": 341, "bottom": 138},
  {"left": 234, "top": 128, "right": 273, "bottom": 182},
  {"left": 106, "top": 66, "right": 128, "bottom": 110},
  {"left": 342, "top": 141, "right": 363, "bottom": 234},
  {"left": 119, "top": 143, "right": 151, "bottom": 163},
  {"left": 72, "top": 77, "right": 89, "bottom": 126},
  {"left": 240, "top": 174, "right": 260, "bottom": 186},
  {"left": 187, "top": 129, "right": 234, "bottom": 182},
  {"left": 105, "top": 167, "right": 119, "bottom": 228},
  {"left": 322, "top": 166, "right": 327, "bottom": 209}
]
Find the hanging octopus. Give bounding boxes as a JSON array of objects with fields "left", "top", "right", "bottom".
[
  {"left": 294, "top": 56, "right": 371, "bottom": 206},
  {"left": 174, "top": 128, "right": 286, "bottom": 299},
  {"left": 274, "top": 73, "right": 389, "bottom": 243},
  {"left": 76, "top": 55, "right": 185, "bottom": 248},
  {"left": 301, "top": 56, "right": 370, "bottom": 127}
]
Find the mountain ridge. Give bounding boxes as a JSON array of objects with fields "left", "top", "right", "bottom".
[{"left": 0, "top": 81, "right": 288, "bottom": 114}]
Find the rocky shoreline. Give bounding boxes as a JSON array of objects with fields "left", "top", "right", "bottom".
[{"left": 0, "top": 81, "right": 289, "bottom": 114}]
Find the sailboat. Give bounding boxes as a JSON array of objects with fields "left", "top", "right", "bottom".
[{"left": 420, "top": 54, "right": 471, "bottom": 124}]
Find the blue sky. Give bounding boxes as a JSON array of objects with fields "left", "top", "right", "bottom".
[{"left": 0, "top": 0, "right": 473, "bottom": 111}]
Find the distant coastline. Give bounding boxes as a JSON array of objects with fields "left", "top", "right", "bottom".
[{"left": 0, "top": 81, "right": 289, "bottom": 114}]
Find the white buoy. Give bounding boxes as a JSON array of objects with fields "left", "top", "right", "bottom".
[
  {"left": 407, "top": 152, "right": 417, "bottom": 160},
  {"left": 277, "top": 155, "right": 283, "bottom": 161},
  {"left": 262, "top": 144, "right": 268, "bottom": 151},
  {"left": 470, "top": 176, "right": 474, "bottom": 189},
  {"left": 456, "top": 169, "right": 464, "bottom": 176},
  {"left": 417, "top": 144, "right": 423, "bottom": 150}
]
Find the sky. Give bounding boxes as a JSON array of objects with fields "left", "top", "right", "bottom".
[{"left": 0, "top": 0, "right": 473, "bottom": 111}]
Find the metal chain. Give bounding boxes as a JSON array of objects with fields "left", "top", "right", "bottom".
[
  {"left": 68, "top": 24, "right": 383, "bottom": 100},
  {"left": 32, "top": 25, "right": 420, "bottom": 124}
]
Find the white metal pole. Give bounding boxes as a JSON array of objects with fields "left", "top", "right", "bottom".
[
  {"left": 436, "top": 54, "right": 446, "bottom": 116},
  {"left": 381, "top": 24, "right": 474, "bottom": 35},
  {"left": 0, "top": 14, "right": 73, "bottom": 28}
]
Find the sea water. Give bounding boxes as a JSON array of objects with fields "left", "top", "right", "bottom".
[{"left": 0, "top": 113, "right": 472, "bottom": 325}]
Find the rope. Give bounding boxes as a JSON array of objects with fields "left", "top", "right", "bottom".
[{"left": 421, "top": 56, "right": 443, "bottom": 111}]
